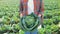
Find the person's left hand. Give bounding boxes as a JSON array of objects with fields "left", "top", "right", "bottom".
[{"left": 38, "top": 14, "right": 42, "bottom": 17}]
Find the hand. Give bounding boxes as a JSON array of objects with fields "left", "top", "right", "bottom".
[
  {"left": 38, "top": 14, "right": 42, "bottom": 17},
  {"left": 20, "top": 13, "right": 23, "bottom": 17}
]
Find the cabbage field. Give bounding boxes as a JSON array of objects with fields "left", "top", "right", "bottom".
[{"left": 0, "top": 0, "right": 60, "bottom": 34}]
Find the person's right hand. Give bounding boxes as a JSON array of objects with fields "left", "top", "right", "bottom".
[{"left": 20, "top": 13, "right": 23, "bottom": 17}]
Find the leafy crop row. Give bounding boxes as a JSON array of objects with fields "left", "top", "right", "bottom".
[{"left": 0, "top": 0, "right": 60, "bottom": 34}]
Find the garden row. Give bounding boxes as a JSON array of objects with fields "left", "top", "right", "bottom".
[{"left": 0, "top": 0, "right": 60, "bottom": 34}]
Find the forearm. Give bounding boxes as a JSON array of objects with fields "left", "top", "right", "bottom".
[
  {"left": 39, "top": 0, "right": 44, "bottom": 16},
  {"left": 20, "top": 0, "right": 23, "bottom": 17},
  {"left": 38, "top": 0, "right": 44, "bottom": 25}
]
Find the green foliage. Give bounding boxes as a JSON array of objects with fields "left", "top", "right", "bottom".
[
  {"left": 24, "top": 15, "right": 35, "bottom": 26},
  {"left": 0, "top": 0, "right": 60, "bottom": 34}
]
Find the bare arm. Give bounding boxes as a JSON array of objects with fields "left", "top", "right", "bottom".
[
  {"left": 38, "top": 0, "right": 44, "bottom": 27},
  {"left": 40, "top": 0, "right": 44, "bottom": 13},
  {"left": 20, "top": 0, "right": 23, "bottom": 17}
]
